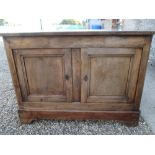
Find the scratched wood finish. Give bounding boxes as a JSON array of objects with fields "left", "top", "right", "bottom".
[
  {"left": 13, "top": 48, "right": 72, "bottom": 102},
  {"left": 4, "top": 36, "right": 147, "bottom": 49},
  {"left": 2, "top": 32, "right": 153, "bottom": 126},
  {"left": 19, "top": 109, "right": 139, "bottom": 126},
  {"left": 72, "top": 49, "right": 81, "bottom": 102},
  {"left": 81, "top": 48, "right": 142, "bottom": 103}
]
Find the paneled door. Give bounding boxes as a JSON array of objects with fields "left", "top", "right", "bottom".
[
  {"left": 81, "top": 48, "right": 142, "bottom": 103},
  {"left": 13, "top": 48, "right": 72, "bottom": 102}
]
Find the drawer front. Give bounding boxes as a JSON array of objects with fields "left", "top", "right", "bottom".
[
  {"left": 5, "top": 36, "right": 146, "bottom": 49},
  {"left": 81, "top": 48, "right": 142, "bottom": 103},
  {"left": 13, "top": 48, "right": 72, "bottom": 102}
]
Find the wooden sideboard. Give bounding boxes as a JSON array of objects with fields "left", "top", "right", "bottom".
[{"left": 1, "top": 31, "right": 154, "bottom": 126}]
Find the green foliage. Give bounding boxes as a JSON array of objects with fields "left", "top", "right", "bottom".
[
  {"left": 60, "top": 19, "right": 82, "bottom": 25},
  {"left": 0, "top": 19, "right": 8, "bottom": 26}
]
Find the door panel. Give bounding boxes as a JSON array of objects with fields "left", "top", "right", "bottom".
[
  {"left": 13, "top": 49, "right": 72, "bottom": 102},
  {"left": 25, "top": 56, "right": 64, "bottom": 95},
  {"left": 81, "top": 48, "right": 142, "bottom": 103},
  {"left": 89, "top": 56, "right": 130, "bottom": 96}
]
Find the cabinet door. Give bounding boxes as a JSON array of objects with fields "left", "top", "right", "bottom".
[
  {"left": 13, "top": 49, "right": 72, "bottom": 102},
  {"left": 81, "top": 48, "right": 142, "bottom": 103}
]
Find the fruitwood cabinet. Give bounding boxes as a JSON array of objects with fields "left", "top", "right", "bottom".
[{"left": 1, "top": 31, "right": 154, "bottom": 126}]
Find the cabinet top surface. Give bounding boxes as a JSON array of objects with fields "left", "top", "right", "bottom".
[{"left": 0, "top": 30, "right": 155, "bottom": 37}]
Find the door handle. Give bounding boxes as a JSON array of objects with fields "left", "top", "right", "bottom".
[
  {"left": 84, "top": 75, "right": 88, "bottom": 81},
  {"left": 65, "top": 74, "right": 69, "bottom": 80}
]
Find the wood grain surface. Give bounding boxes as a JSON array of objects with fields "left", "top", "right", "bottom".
[{"left": 2, "top": 33, "right": 153, "bottom": 125}]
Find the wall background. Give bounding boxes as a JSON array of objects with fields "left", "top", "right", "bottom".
[{"left": 122, "top": 19, "right": 155, "bottom": 62}]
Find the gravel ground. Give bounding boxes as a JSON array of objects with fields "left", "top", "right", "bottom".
[{"left": 0, "top": 37, "right": 153, "bottom": 135}]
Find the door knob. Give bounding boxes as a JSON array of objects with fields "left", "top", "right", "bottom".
[
  {"left": 65, "top": 74, "right": 69, "bottom": 80},
  {"left": 84, "top": 75, "right": 88, "bottom": 81}
]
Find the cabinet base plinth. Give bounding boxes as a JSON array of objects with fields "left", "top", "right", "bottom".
[{"left": 18, "top": 109, "right": 139, "bottom": 127}]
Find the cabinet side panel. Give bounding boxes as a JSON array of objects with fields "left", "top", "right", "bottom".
[
  {"left": 134, "top": 36, "right": 153, "bottom": 109},
  {"left": 3, "top": 37, "right": 23, "bottom": 106}
]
